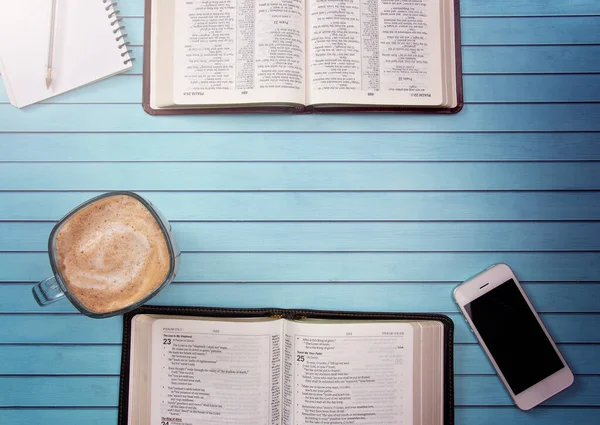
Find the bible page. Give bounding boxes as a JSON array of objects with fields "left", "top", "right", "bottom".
[
  {"left": 307, "top": 0, "right": 443, "bottom": 106},
  {"left": 172, "top": 0, "right": 306, "bottom": 106},
  {"left": 285, "top": 321, "right": 414, "bottom": 425},
  {"left": 150, "top": 318, "right": 283, "bottom": 425}
]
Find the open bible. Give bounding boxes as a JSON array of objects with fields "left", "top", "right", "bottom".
[
  {"left": 119, "top": 307, "right": 454, "bottom": 425},
  {"left": 142, "top": 0, "right": 463, "bottom": 114}
]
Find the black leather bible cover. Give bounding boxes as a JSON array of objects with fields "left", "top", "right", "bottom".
[{"left": 118, "top": 305, "right": 455, "bottom": 425}]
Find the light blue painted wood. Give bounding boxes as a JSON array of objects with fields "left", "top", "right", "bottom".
[
  {"left": 459, "top": 0, "right": 600, "bottom": 17},
  {"left": 2, "top": 162, "right": 600, "bottom": 190},
  {"left": 0, "top": 377, "right": 120, "bottom": 407},
  {"left": 462, "top": 45, "right": 600, "bottom": 74},
  {"left": 2, "top": 283, "right": 600, "bottom": 314},
  {"left": 461, "top": 17, "right": 600, "bottom": 45},
  {"left": 0, "top": 1, "right": 598, "bottom": 423},
  {"left": 0, "top": 345, "right": 122, "bottom": 375},
  {"left": 1, "top": 344, "right": 597, "bottom": 375},
  {"left": 1, "top": 410, "right": 118, "bottom": 425},
  {"left": 0, "top": 375, "right": 596, "bottom": 406},
  {"left": 0, "top": 192, "right": 598, "bottom": 222},
  {"left": 116, "top": 0, "right": 600, "bottom": 18},
  {"left": 2, "top": 104, "right": 600, "bottom": 132},
  {"left": 455, "top": 376, "right": 599, "bottom": 406},
  {"left": 457, "top": 407, "right": 600, "bottom": 425},
  {"left": 3, "top": 222, "right": 600, "bottom": 252},
  {"left": 1, "top": 252, "right": 599, "bottom": 282},
  {"left": 0, "top": 313, "right": 596, "bottom": 345},
  {"left": 465, "top": 74, "right": 600, "bottom": 103},
  {"left": 4, "top": 408, "right": 600, "bottom": 425},
  {"left": 6, "top": 74, "right": 600, "bottom": 104},
  {"left": 2, "top": 133, "right": 600, "bottom": 162}
]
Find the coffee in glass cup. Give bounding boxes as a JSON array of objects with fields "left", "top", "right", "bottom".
[{"left": 33, "top": 192, "right": 180, "bottom": 318}]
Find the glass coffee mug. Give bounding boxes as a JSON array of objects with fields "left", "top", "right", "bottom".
[{"left": 32, "top": 191, "right": 181, "bottom": 318}]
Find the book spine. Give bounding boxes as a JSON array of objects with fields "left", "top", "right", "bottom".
[{"left": 103, "top": 1, "right": 134, "bottom": 65}]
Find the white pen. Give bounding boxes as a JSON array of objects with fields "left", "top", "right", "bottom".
[{"left": 46, "top": 0, "right": 58, "bottom": 89}]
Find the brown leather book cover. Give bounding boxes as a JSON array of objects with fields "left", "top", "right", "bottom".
[{"left": 142, "top": 0, "right": 463, "bottom": 115}]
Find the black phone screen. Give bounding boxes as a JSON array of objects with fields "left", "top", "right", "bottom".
[{"left": 464, "top": 279, "right": 564, "bottom": 395}]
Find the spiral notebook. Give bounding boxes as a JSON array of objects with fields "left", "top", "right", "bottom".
[{"left": 0, "top": 0, "right": 133, "bottom": 108}]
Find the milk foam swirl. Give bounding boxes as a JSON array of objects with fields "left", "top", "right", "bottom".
[
  {"left": 66, "top": 223, "right": 151, "bottom": 290},
  {"left": 55, "top": 195, "right": 171, "bottom": 313}
]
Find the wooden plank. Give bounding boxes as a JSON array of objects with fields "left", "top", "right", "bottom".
[
  {"left": 0, "top": 375, "right": 597, "bottom": 406},
  {"left": 117, "top": 0, "right": 600, "bottom": 18},
  {"left": 2, "top": 103, "right": 600, "bottom": 132},
  {"left": 0, "top": 316, "right": 124, "bottom": 344},
  {"left": 5, "top": 74, "right": 600, "bottom": 104},
  {"left": 4, "top": 222, "right": 600, "bottom": 253},
  {"left": 3, "top": 283, "right": 600, "bottom": 314},
  {"left": 0, "top": 409, "right": 117, "bottom": 425},
  {"left": 0, "top": 345, "right": 122, "bottom": 375},
  {"left": 460, "top": 0, "right": 600, "bottom": 17},
  {"left": 1, "top": 344, "right": 598, "bottom": 376},
  {"left": 2, "top": 162, "right": 600, "bottom": 191},
  {"left": 0, "top": 313, "right": 596, "bottom": 344},
  {"left": 2, "top": 133, "right": 600, "bottom": 162},
  {"left": 3, "top": 407, "right": 600, "bottom": 425},
  {"left": 431, "top": 406, "right": 600, "bottom": 425},
  {"left": 462, "top": 45, "right": 600, "bottom": 74},
  {"left": 456, "top": 375, "right": 599, "bottom": 406},
  {"left": 461, "top": 17, "right": 600, "bottom": 45},
  {"left": 0, "top": 377, "right": 120, "bottom": 407},
  {"left": 2, "top": 252, "right": 599, "bottom": 282},
  {"left": 118, "top": 16, "right": 600, "bottom": 47},
  {"left": 465, "top": 75, "right": 600, "bottom": 103},
  {"left": 0, "top": 192, "right": 598, "bottom": 222}
]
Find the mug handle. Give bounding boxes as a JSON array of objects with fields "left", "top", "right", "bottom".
[{"left": 32, "top": 276, "right": 65, "bottom": 306}]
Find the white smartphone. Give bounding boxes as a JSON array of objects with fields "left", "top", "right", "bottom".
[{"left": 453, "top": 263, "right": 574, "bottom": 410}]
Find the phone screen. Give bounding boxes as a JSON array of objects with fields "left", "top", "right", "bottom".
[{"left": 464, "top": 279, "right": 565, "bottom": 395}]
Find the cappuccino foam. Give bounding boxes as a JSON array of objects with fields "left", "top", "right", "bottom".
[{"left": 55, "top": 195, "right": 171, "bottom": 313}]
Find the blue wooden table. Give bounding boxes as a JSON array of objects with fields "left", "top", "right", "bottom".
[{"left": 1, "top": 1, "right": 599, "bottom": 424}]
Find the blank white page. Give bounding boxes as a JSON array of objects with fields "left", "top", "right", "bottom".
[{"left": 0, "top": 0, "right": 132, "bottom": 108}]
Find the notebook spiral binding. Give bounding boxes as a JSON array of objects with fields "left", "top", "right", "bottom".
[{"left": 103, "top": 0, "right": 134, "bottom": 65}]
